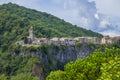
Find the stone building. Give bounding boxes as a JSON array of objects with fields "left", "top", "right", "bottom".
[
  {"left": 27, "top": 26, "right": 35, "bottom": 44},
  {"left": 101, "top": 35, "right": 113, "bottom": 44},
  {"left": 74, "top": 37, "right": 100, "bottom": 44},
  {"left": 59, "top": 38, "right": 76, "bottom": 46},
  {"left": 27, "top": 26, "right": 48, "bottom": 45},
  {"left": 49, "top": 37, "right": 60, "bottom": 45}
]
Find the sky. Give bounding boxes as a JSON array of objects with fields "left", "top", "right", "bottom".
[{"left": 0, "top": 0, "right": 120, "bottom": 37}]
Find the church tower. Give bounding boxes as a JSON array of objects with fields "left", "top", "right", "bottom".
[{"left": 29, "top": 26, "right": 34, "bottom": 41}]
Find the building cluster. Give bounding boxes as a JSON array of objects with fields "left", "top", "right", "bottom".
[
  {"left": 16, "top": 27, "right": 120, "bottom": 46},
  {"left": 101, "top": 35, "right": 120, "bottom": 44}
]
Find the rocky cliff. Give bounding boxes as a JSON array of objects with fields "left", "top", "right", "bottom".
[{"left": 16, "top": 43, "right": 97, "bottom": 79}]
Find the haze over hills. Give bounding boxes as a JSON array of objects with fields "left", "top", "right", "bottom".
[{"left": 0, "top": 2, "right": 102, "bottom": 50}]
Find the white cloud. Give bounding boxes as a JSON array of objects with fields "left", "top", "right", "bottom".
[
  {"left": 57, "top": 0, "right": 120, "bottom": 37},
  {"left": 94, "top": 14, "right": 99, "bottom": 20},
  {"left": 99, "top": 18, "right": 110, "bottom": 28},
  {"left": 92, "top": 0, "right": 120, "bottom": 17}
]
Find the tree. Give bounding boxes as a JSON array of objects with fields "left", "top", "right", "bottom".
[
  {"left": 46, "top": 70, "right": 66, "bottom": 80},
  {"left": 98, "top": 57, "right": 120, "bottom": 80},
  {"left": 23, "top": 36, "right": 28, "bottom": 44},
  {"left": 0, "top": 74, "right": 7, "bottom": 80}
]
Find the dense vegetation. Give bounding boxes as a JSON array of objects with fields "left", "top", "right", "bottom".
[
  {"left": 0, "top": 50, "right": 41, "bottom": 80},
  {"left": 0, "top": 3, "right": 102, "bottom": 51},
  {"left": 47, "top": 48, "right": 120, "bottom": 80}
]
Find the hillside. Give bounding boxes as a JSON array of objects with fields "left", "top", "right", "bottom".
[{"left": 0, "top": 3, "right": 102, "bottom": 51}]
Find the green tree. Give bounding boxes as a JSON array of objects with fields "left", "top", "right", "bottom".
[
  {"left": 98, "top": 57, "right": 120, "bottom": 80},
  {"left": 46, "top": 70, "right": 66, "bottom": 80},
  {"left": 0, "top": 74, "right": 7, "bottom": 80}
]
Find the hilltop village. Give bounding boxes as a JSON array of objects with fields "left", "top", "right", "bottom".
[{"left": 16, "top": 26, "right": 120, "bottom": 46}]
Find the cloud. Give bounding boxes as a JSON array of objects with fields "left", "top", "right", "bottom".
[
  {"left": 52, "top": 0, "right": 120, "bottom": 36},
  {"left": 99, "top": 17, "right": 110, "bottom": 28},
  {"left": 91, "top": 0, "right": 120, "bottom": 17},
  {"left": 94, "top": 14, "right": 99, "bottom": 20},
  {"left": 50, "top": 0, "right": 99, "bottom": 29},
  {"left": 55, "top": 0, "right": 100, "bottom": 29}
]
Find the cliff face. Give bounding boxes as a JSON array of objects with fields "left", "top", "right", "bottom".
[
  {"left": 16, "top": 44, "right": 95, "bottom": 79},
  {"left": 19, "top": 44, "right": 94, "bottom": 71}
]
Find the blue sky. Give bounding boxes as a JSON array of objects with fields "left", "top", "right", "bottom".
[{"left": 0, "top": 0, "right": 120, "bottom": 37}]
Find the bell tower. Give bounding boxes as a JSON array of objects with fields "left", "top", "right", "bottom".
[{"left": 29, "top": 26, "right": 34, "bottom": 41}]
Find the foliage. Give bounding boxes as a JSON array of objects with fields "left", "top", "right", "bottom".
[
  {"left": 0, "top": 51, "right": 41, "bottom": 79},
  {"left": 0, "top": 74, "right": 7, "bottom": 80},
  {"left": 47, "top": 48, "right": 120, "bottom": 80},
  {"left": 76, "top": 41, "right": 82, "bottom": 48},
  {"left": 98, "top": 57, "right": 120, "bottom": 80},
  {"left": 46, "top": 70, "right": 66, "bottom": 80},
  {"left": 22, "top": 57, "right": 41, "bottom": 73},
  {"left": 88, "top": 42, "right": 96, "bottom": 49}
]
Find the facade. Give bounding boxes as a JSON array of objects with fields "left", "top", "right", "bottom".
[
  {"left": 91, "top": 37, "right": 100, "bottom": 44},
  {"left": 74, "top": 37, "right": 100, "bottom": 44},
  {"left": 101, "top": 36, "right": 113, "bottom": 44},
  {"left": 27, "top": 26, "right": 35, "bottom": 44},
  {"left": 50, "top": 37, "right": 60, "bottom": 45},
  {"left": 68, "top": 39, "right": 76, "bottom": 45},
  {"left": 74, "top": 37, "right": 85, "bottom": 43},
  {"left": 59, "top": 38, "right": 76, "bottom": 46}
]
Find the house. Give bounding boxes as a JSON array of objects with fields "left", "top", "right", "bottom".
[
  {"left": 59, "top": 38, "right": 76, "bottom": 46},
  {"left": 59, "top": 38, "right": 69, "bottom": 45},
  {"left": 74, "top": 37, "right": 100, "bottom": 44},
  {"left": 90, "top": 37, "right": 100, "bottom": 44},
  {"left": 74, "top": 37, "right": 85, "bottom": 43},
  {"left": 50, "top": 37, "right": 60, "bottom": 45},
  {"left": 36, "top": 38, "right": 48, "bottom": 45},
  {"left": 68, "top": 39, "right": 76, "bottom": 45},
  {"left": 101, "top": 35, "right": 113, "bottom": 44}
]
